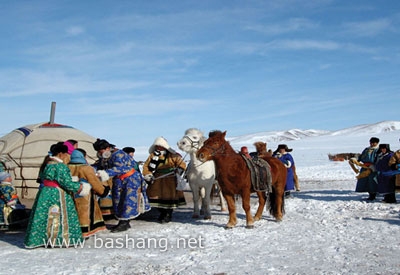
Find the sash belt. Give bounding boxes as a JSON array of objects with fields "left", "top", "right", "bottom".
[
  {"left": 43, "top": 180, "right": 60, "bottom": 188},
  {"left": 118, "top": 169, "right": 135, "bottom": 180}
]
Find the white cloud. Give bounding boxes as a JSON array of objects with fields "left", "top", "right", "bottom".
[
  {"left": 66, "top": 26, "right": 85, "bottom": 36},
  {"left": 342, "top": 18, "right": 392, "bottom": 37}
]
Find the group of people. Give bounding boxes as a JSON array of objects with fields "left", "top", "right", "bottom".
[
  {"left": 241, "top": 143, "right": 300, "bottom": 197},
  {"left": 352, "top": 137, "right": 400, "bottom": 203},
  {"left": 17, "top": 136, "right": 186, "bottom": 249}
]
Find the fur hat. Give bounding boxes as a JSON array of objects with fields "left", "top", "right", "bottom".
[
  {"left": 69, "top": 149, "right": 87, "bottom": 164},
  {"left": 276, "top": 144, "right": 293, "bottom": 152},
  {"left": 93, "top": 138, "right": 111, "bottom": 151},
  {"left": 0, "top": 172, "right": 11, "bottom": 182},
  {"left": 148, "top": 137, "right": 176, "bottom": 154},
  {"left": 369, "top": 137, "right": 380, "bottom": 143}
]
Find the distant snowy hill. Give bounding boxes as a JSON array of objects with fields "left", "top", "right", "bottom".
[{"left": 228, "top": 120, "right": 400, "bottom": 144}]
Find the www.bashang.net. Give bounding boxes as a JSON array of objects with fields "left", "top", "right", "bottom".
[
  {"left": 91, "top": 235, "right": 205, "bottom": 251},
  {"left": 57, "top": 234, "right": 204, "bottom": 251}
]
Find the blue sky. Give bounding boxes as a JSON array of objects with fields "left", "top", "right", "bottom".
[{"left": 1, "top": 0, "right": 399, "bottom": 149}]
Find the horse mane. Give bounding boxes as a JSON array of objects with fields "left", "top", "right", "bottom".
[{"left": 208, "top": 130, "right": 223, "bottom": 138}]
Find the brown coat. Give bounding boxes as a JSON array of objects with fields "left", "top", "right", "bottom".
[
  {"left": 142, "top": 152, "right": 187, "bottom": 208},
  {"left": 68, "top": 164, "right": 107, "bottom": 237},
  {"left": 388, "top": 150, "right": 400, "bottom": 190}
]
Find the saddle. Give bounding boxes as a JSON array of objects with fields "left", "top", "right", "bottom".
[{"left": 241, "top": 154, "right": 272, "bottom": 193}]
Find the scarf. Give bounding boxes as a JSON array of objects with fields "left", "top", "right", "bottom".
[{"left": 148, "top": 150, "right": 166, "bottom": 173}]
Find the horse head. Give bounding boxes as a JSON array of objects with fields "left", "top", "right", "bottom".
[
  {"left": 177, "top": 128, "right": 205, "bottom": 153},
  {"left": 254, "top": 141, "right": 272, "bottom": 157},
  {"left": 196, "top": 130, "right": 227, "bottom": 162}
]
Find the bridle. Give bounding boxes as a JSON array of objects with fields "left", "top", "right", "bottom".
[
  {"left": 200, "top": 141, "right": 227, "bottom": 157},
  {"left": 182, "top": 135, "right": 202, "bottom": 150}
]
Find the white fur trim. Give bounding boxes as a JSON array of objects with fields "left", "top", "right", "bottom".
[
  {"left": 96, "top": 170, "right": 110, "bottom": 182},
  {"left": 148, "top": 136, "right": 177, "bottom": 154},
  {"left": 78, "top": 182, "right": 92, "bottom": 197}
]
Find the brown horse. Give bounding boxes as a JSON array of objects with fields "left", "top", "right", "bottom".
[{"left": 196, "top": 130, "right": 287, "bottom": 229}]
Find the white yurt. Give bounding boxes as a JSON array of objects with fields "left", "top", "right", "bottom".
[{"left": 0, "top": 121, "right": 97, "bottom": 200}]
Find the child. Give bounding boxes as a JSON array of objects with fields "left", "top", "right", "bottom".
[{"left": 0, "top": 172, "right": 25, "bottom": 229}]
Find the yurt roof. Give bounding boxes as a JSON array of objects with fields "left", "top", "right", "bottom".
[{"left": 0, "top": 122, "right": 97, "bottom": 168}]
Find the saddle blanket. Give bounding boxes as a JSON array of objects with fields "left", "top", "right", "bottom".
[{"left": 241, "top": 154, "right": 272, "bottom": 193}]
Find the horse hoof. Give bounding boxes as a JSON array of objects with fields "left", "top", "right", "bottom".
[
  {"left": 204, "top": 216, "right": 212, "bottom": 220},
  {"left": 245, "top": 225, "right": 254, "bottom": 229},
  {"left": 192, "top": 214, "right": 200, "bottom": 219},
  {"left": 225, "top": 223, "right": 236, "bottom": 229}
]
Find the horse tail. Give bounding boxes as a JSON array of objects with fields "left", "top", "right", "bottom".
[{"left": 267, "top": 188, "right": 285, "bottom": 217}]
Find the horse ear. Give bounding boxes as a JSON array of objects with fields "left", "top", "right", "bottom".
[{"left": 222, "top": 131, "right": 227, "bottom": 138}]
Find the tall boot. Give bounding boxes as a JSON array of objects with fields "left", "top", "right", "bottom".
[
  {"left": 157, "top": 208, "right": 166, "bottom": 223},
  {"left": 164, "top": 209, "right": 173, "bottom": 223},
  {"left": 383, "top": 193, "right": 397, "bottom": 203},
  {"left": 111, "top": 220, "right": 131, "bottom": 233},
  {"left": 366, "top": 192, "right": 376, "bottom": 201}
]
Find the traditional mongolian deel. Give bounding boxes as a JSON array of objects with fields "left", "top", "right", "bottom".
[
  {"left": 102, "top": 149, "right": 151, "bottom": 220},
  {"left": 24, "top": 161, "right": 83, "bottom": 248},
  {"left": 68, "top": 149, "right": 108, "bottom": 238}
]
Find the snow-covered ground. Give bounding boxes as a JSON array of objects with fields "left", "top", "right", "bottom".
[{"left": 1, "top": 122, "right": 400, "bottom": 274}]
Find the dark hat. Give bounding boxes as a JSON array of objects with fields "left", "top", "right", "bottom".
[
  {"left": 369, "top": 137, "right": 380, "bottom": 143},
  {"left": 123, "top": 147, "right": 135, "bottom": 154},
  {"left": 378, "top": 144, "right": 391, "bottom": 151},
  {"left": 93, "top": 138, "right": 111, "bottom": 151},
  {"left": 276, "top": 144, "right": 293, "bottom": 152},
  {"left": 50, "top": 143, "right": 69, "bottom": 155}
]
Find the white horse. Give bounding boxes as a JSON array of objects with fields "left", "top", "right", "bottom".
[{"left": 177, "top": 128, "right": 227, "bottom": 219}]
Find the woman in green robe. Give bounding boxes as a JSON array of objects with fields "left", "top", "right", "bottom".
[{"left": 24, "top": 143, "right": 91, "bottom": 249}]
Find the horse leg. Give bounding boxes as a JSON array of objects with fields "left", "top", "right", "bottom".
[
  {"left": 253, "top": 191, "right": 266, "bottom": 221},
  {"left": 215, "top": 182, "right": 228, "bottom": 211},
  {"left": 241, "top": 190, "right": 254, "bottom": 229},
  {"left": 200, "top": 187, "right": 206, "bottom": 216},
  {"left": 190, "top": 184, "right": 201, "bottom": 219},
  {"left": 224, "top": 194, "right": 237, "bottom": 229},
  {"left": 270, "top": 185, "right": 285, "bottom": 222},
  {"left": 219, "top": 190, "right": 228, "bottom": 212},
  {"left": 202, "top": 184, "right": 212, "bottom": 220}
]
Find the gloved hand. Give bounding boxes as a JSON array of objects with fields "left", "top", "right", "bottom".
[
  {"left": 391, "top": 163, "right": 400, "bottom": 170},
  {"left": 96, "top": 170, "right": 110, "bottom": 182},
  {"left": 7, "top": 200, "right": 17, "bottom": 207},
  {"left": 144, "top": 174, "right": 154, "bottom": 184},
  {"left": 174, "top": 167, "right": 185, "bottom": 176},
  {"left": 99, "top": 185, "right": 110, "bottom": 198},
  {"left": 78, "top": 182, "right": 92, "bottom": 197}
]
